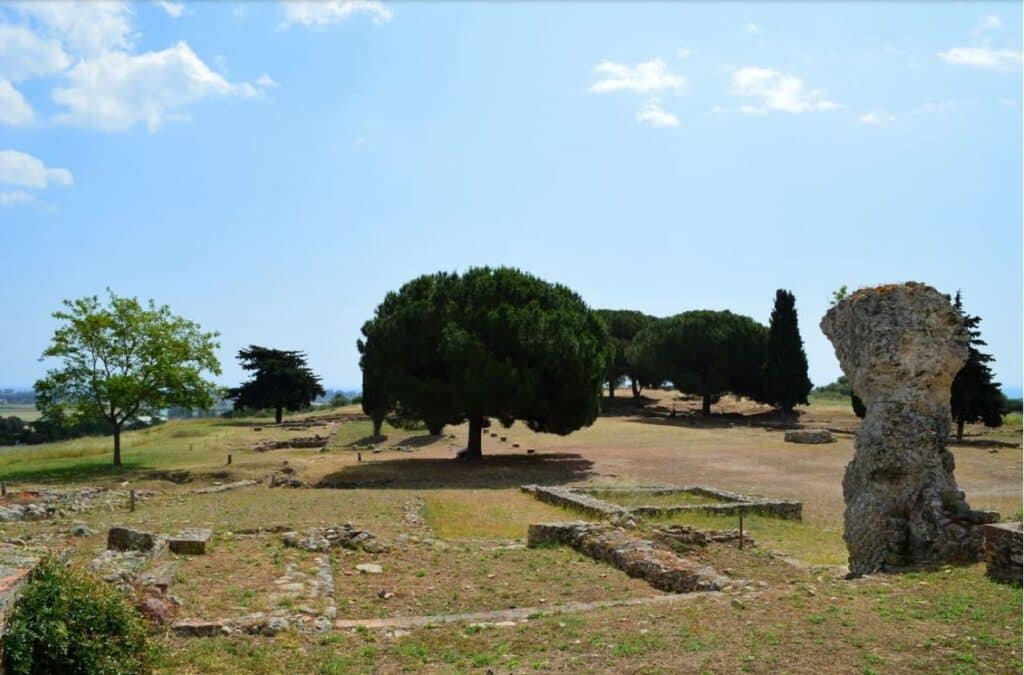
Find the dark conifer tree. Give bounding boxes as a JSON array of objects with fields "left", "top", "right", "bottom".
[
  {"left": 761, "top": 289, "right": 812, "bottom": 414},
  {"left": 950, "top": 291, "right": 1004, "bottom": 440},
  {"left": 228, "top": 346, "right": 325, "bottom": 424}
]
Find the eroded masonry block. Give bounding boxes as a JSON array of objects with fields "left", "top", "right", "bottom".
[
  {"left": 107, "top": 526, "right": 159, "bottom": 553},
  {"left": 821, "top": 282, "right": 998, "bottom": 576},
  {"left": 983, "top": 522, "right": 1022, "bottom": 586},
  {"left": 169, "top": 528, "right": 213, "bottom": 555}
]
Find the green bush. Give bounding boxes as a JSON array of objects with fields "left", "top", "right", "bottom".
[{"left": 2, "top": 558, "right": 147, "bottom": 675}]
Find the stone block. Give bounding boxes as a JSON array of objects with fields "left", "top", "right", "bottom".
[
  {"left": 784, "top": 429, "right": 834, "bottom": 444},
  {"left": 983, "top": 522, "right": 1022, "bottom": 585},
  {"left": 107, "top": 526, "right": 158, "bottom": 552},
  {"left": 169, "top": 528, "right": 212, "bottom": 555}
]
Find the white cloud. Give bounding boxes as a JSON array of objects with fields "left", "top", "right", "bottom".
[
  {"left": 52, "top": 41, "right": 271, "bottom": 132},
  {"left": 970, "top": 14, "right": 1001, "bottom": 39},
  {"left": 15, "top": 1, "right": 136, "bottom": 56},
  {"left": 0, "top": 150, "right": 73, "bottom": 188},
  {"left": 676, "top": 47, "right": 694, "bottom": 60},
  {"left": 0, "top": 24, "right": 70, "bottom": 81},
  {"left": 0, "top": 190, "right": 34, "bottom": 205},
  {"left": 744, "top": 23, "right": 764, "bottom": 35},
  {"left": 0, "top": 79, "right": 34, "bottom": 125},
  {"left": 589, "top": 59, "right": 684, "bottom": 94},
  {"left": 731, "top": 66, "right": 838, "bottom": 114},
  {"left": 937, "top": 46, "right": 1022, "bottom": 70},
  {"left": 280, "top": 1, "right": 393, "bottom": 28},
  {"left": 858, "top": 110, "right": 896, "bottom": 125},
  {"left": 635, "top": 99, "right": 678, "bottom": 128},
  {"left": 156, "top": 1, "right": 185, "bottom": 18},
  {"left": 708, "top": 105, "right": 728, "bottom": 116},
  {"left": 255, "top": 74, "right": 278, "bottom": 88}
]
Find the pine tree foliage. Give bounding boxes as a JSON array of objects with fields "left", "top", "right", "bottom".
[{"left": 228, "top": 346, "right": 325, "bottom": 424}]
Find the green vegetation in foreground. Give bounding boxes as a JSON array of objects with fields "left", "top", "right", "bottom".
[{"left": 644, "top": 510, "right": 847, "bottom": 566}]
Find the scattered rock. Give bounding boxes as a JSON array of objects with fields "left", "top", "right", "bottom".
[
  {"left": 139, "top": 595, "right": 176, "bottom": 625},
  {"left": 70, "top": 522, "right": 95, "bottom": 537},
  {"left": 783, "top": 429, "right": 834, "bottom": 444},
  {"left": 356, "top": 563, "right": 383, "bottom": 574}
]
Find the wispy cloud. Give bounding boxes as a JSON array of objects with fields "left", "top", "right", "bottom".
[
  {"left": 279, "top": 1, "right": 393, "bottom": 29},
  {"left": 589, "top": 59, "right": 684, "bottom": 94},
  {"left": 937, "top": 46, "right": 1022, "bottom": 70},
  {"left": 744, "top": 23, "right": 764, "bottom": 35},
  {"left": 635, "top": 99, "right": 678, "bottom": 128},
  {"left": 858, "top": 110, "right": 896, "bottom": 125},
  {"left": 676, "top": 47, "right": 694, "bottom": 60},
  {"left": 0, "top": 190, "right": 35, "bottom": 206},
  {"left": 156, "top": 1, "right": 185, "bottom": 19},
  {"left": 731, "top": 67, "right": 838, "bottom": 114},
  {"left": 0, "top": 79, "right": 34, "bottom": 126}
]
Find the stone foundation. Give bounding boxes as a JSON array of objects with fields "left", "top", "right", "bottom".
[
  {"left": 983, "top": 522, "right": 1022, "bottom": 585},
  {"left": 522, "top": 484, "right": 802, "bottom": 521},
  {"left": 527, "top": 521, "right": 728, "bottom": 593}
]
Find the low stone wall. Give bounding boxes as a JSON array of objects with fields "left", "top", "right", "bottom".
[
  {"left": 983, "top": 522, "right": 1022, "bottom": 585},
  {"left": 524, "top": 484, "right": 802, "bottom": 521},
  {"left": 528, "top": 521, "right": 728, "bottom": 593},
  {"left": 0, "top": 488, "right": 156, "bottom": 523}
]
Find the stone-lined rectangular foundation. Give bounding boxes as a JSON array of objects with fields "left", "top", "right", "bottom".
[
  {"left": 527, "top": 521, "right": 727, "bottom": 593},
  {"left": 521, "top": 484, "right": 802, "bottom": 521}
]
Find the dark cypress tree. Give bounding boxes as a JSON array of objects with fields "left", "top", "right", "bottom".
[
  {"left": 761, "top": 289, "right": 812, "bottom": 414},
  {"left": 950, "top": 291, "right": 1004, "bottom": 440}
]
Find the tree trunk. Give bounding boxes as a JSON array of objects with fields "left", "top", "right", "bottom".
[
  {"left": 631, "top": 378, "right": 640, "bottom": 399},
  {"left": 956, "top": 418, "right": 965, "bottom": 441},
  {"left": 460, "top": 413, "right": 483, "bottom": 460},
  {"left": 608, "top": 378, "right": 615, "bottom": 399},
  {"left": 702, "top": 393, "right": 712, "bottom": 416},
  {"left": 372, "top": 414, "right": 384, "bottom": 438},
  {"left": 113, "top": 425, "right": 122, "bottom": 467},
  {"left": 275, "top": 406, "right": 283, "bottom": 424}
]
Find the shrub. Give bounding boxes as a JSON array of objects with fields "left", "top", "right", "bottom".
[{"left": 2, "top": 558, "right": 147, "bottom": 675}]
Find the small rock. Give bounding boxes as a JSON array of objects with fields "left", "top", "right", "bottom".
[
  {"left": 70, "top": 522, "right": 95, "bottom": 537},
  {"left": 356, "top": 563, "right": 383, "bottom": 574},
  {"left": 262, "top": 617, "right": 289, "bottom": 636},
  {"left": 730, "top": 598, "right": 745, "bottom": 610}
]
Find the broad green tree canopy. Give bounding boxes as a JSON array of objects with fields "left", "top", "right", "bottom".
[
  {"left": 34, "top": 291, "right": 220, "bottom": 466},
  {"left": 594, "top": 309, "right": 658, "bottom": 398},
  {"left": 358, "top": 267, "right": 613, "bottom": 457},
  {"left": 628, "top": 310, "right": 767, "bottom": 415}
]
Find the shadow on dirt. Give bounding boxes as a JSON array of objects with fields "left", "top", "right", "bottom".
[{"left": 315, "top": 452, "right": 594, "bottom": 489}]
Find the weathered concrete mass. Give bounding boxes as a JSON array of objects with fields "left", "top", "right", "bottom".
[{"left": 821, "top": 282, "right": 997, "bottom": 576}]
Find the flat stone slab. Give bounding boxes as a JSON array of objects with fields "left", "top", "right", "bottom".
[
  {"left": 784, "top": 429, "right": 834, "bottom": 444},
  {"left": 190, "top": 480, "right": 258, "bottom": 495},
  {"left": 172, "top": 619, "right": 226, "bottom": 637},
  {"left": 169, "top": 528, "right": 213, "bottom": 555},
  {"left": 355, "top": 563, "right": 383, "bottom": 574},
  {"left": 107, "top": 526, "right": 159, "bottom": 552}
]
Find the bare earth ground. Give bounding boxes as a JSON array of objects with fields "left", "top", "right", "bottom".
[{"left": 0, "top": 390, "right": 1020, "bottom": 673}]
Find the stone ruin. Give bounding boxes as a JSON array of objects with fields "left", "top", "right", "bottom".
[{"left": 821, "top": 282, "right": 998, "bottom": 576}]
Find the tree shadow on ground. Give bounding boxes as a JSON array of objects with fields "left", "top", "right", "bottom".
[
  {"left": 2, "top": 460, "right": 150, "bottom": 485},
  {"left": 949, "top": 438, "right": 1021, "bottom": 449},
  {"left": 599, "top": 394, "right": 660, "bottom": 417},
  {"left": 627, "top": 408, "right": 800, "bottom": 430},
  {"left": 316, "top": 452, "right": 594, "bottom": 489}
]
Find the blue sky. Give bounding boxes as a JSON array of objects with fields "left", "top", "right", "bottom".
[{"left": 1, "top": 1, "right": 1021, "bottom": 393}]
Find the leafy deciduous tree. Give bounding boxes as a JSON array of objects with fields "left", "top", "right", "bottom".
[{"left": 35, "top": 291, "right": 220, "bottom": 466}]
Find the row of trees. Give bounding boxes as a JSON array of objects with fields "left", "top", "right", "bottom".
[
  {"left": 28, "top": 278, "right": 1007, "bottom": 466},
  {"left": 594, "top": 290, "right": 813, "bottom": 415}
]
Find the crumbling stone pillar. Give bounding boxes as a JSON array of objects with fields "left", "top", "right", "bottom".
[{"left": 821, "top": 283, "right": 997, "bottom": 576}]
